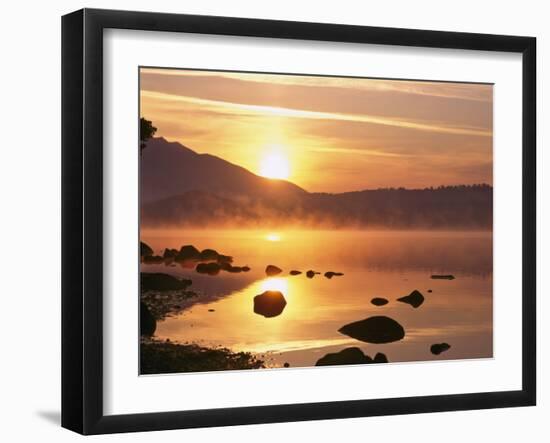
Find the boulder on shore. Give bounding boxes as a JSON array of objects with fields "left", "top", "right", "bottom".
[
  {"left": 140, "top": 302, "right": 156, "bottom": 337},
  {"left": 253, "top": 290, "right": 287, "bottom": 318},
  {"left": 316, "top": 347, "right": 373, "bottom": 366},
  {"left": 371, "top": 297, "right": 389, "bottom": 306},
  {"left": 373, "top": 352, "right": 389, "bottom": 363},
  {"left": 338, "top": 316, "right": 405, "bottom": 344},
  {"left": 397, "top": 290, "right": 425, "bottom": 308},
  {"left": 140, "top": 241, "right": 154, "bottom": 257},
  {"left": 265, "top": 265, "right": 283, "bottom": 276},
  {"left": 430, "top": 343, "right": 451, "bottom": 355},
  {"left": 141, "top": 272, "right": 192, "bottom": 291}
]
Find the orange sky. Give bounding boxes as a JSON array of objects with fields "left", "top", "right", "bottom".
[{"left": 140, "top": 67, "right": 493, "bottom": 193}]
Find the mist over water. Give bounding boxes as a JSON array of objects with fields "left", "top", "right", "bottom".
[{"left": 141, "top": 229, "right": 492, "bottom": 368}]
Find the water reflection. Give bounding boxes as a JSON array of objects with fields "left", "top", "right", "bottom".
[{"left": 141, "top": 229, "right": 493, "bottom": 369}]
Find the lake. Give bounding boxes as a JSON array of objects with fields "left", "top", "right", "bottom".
[{"left": 140, "top": 229, "right": 492, "bottom": 369}]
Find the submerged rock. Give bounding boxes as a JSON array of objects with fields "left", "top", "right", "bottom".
[
  {"left": 397, "top": 290, "right": 425, "bottom": 308},
  {"left": 306, "top": 270, "right": 320, "bottom": 279},
  {"left": 324, "top": 271, "right": 344, "bottom": 279},
  {"left": 140, "top": 302, "right": 156, "bottom": 337},
  {"left": 289, "top": 270, "right": 302, "bottom": 276},
  {"left": 140, "top": 272, "right": 192, "bottom": 291},
  {"left": 196, "top": 262, "right": 221, "bottom": 275},
  {"left": 265, "top": 265, "right": 283, "bottom": 276},
  {"left": 371, "top": 297, "right": 389, "bottom": 306},
  {"left": 338, "top": 316, "right": 405, "bottom": 344},
  {"left": 430, "top": 274, "right": 455, "bottom": 280},
  {"left": 253, "top": 290, "right": 287, "bottom": 318},
  {"left": 176, "top": 245, "right": 201, "bottom": 261},
  {"left": 140, "top": 241, "right": 154, "bottom": 257},
  {"left": 431, "top": 343, "right": 451, "bottom": 355},
  {"left": 316, "top": 347, "right": 373, "bottom": 366}
]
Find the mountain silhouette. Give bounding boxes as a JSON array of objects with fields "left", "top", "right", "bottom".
[
  {"left": 141, "top": 137, "right": 306, "bottom": 203},
  {"left": 141, "top": 138, "right": 492, "bottom": 229}
]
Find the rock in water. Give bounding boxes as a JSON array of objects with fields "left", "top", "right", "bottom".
[
  {"left": 283, "top": 362, "right": 290, "bottom": 368},
  {"left": 371, "top": 297, "right": 389, "bottom": 306},
  {"left": 217, "top": 254, "right": 233, "bottom": 264},
  {"left": 140, "top": 302, "right": 156, "bottom": 337},
  {"left": 430, "top": 274, "right": 455, "bottom": 280},
  {"left": 324, "top": 271, "right": 344, "bottom": 279},
  {"left": 220, "top": 263, "right": 243, "bottom": 273},
  {"left": 253, "top": 290, "right": 287, "bottom": 318},
  {"left": 140, "top": 241, "right": 154, "bottom": 257},
  {"left": 176, "top": 245, "right": 201, "bottom": 261},
  {"left": 373, "top": 352, "right": 389, "bottom": 363},
  {"left": 199, "top": 248, "right": 219, "bottom": 260},
  {"left": 289, "top": 270, "right": 302, "bottom": 276},
  {"left": 163, "top": 248, "right": 178, "bottom": 259},
  {"left": 265, "top": 265, "right": 283, "bottom": 276},
  {"left": 316, "top": 347, "right": 373, "bottom": 366},
  {"left": 140, "top": 272, "right": 192, "bottom": 291},
  {"left": 306, "top": 270, "right": 320, "bottom": 278},
  {"left": 242, "top": 266, "right": 251, "bottom": 272},
  {"left": 430, "top": 343, "right": 451, "bottom": 355},
  {"left": 338, "top": 316, "right": 405, "bottom": 344},
  {"left": 397, "top": 290, "right": 425, "bottom": 308},
  {"left": 196, "top": 262, "right": 221, "bottom": 276}
]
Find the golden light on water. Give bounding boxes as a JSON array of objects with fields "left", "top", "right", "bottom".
[
  {"left": 265, "top": 232, "right": 281, "bottom": 242},
  {"left": 259, "top": 146, "right": 290, "bottom": 180},
  {"left": 259, "top": 277, "right": 289, "bottom": 294}
]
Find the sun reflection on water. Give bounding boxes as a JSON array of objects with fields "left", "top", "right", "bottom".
[{"left": 259, "top": 277, "right": 289, "bottom": 294}]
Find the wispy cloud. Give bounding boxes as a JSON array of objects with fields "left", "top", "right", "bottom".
[
  {"left": 141, "top": 90, "right": 492, "bottom": 137},
  {"left": 306, "top": 146, "right": 408, "bottom": 158},
  {"left": 141, "top": 68, "right": 493, "bottom": 103}
]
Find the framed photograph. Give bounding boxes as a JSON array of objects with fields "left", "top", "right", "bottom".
[{"left": 62, "top": 8, "right": 536, "bottom": 435}]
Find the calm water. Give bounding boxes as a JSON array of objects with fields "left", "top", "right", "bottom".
[{"left": 141, "top": 230, "right": 492, "bottom": 368}]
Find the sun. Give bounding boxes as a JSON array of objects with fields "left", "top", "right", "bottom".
[
  {"left": 259, "top": 150, "right": 290, "bottom": 180},
  {"left": 265, "top": 232, "right": 281, "bottom": 242}
]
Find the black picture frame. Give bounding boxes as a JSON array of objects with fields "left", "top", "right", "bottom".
[{"left": 62, "top": 8, "right": 536, "bottom": 435}]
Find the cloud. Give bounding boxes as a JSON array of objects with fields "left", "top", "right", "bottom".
[
  {"left": 141, "top": 90, "right": 492, "bottom": 138},
  {"left": 141, "top": 68, "right": 493, "bottom": 103}
]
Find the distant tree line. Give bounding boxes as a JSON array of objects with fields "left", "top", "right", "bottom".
[{"left": 141, "top": 184, "right": 493, "bottom": 229}]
